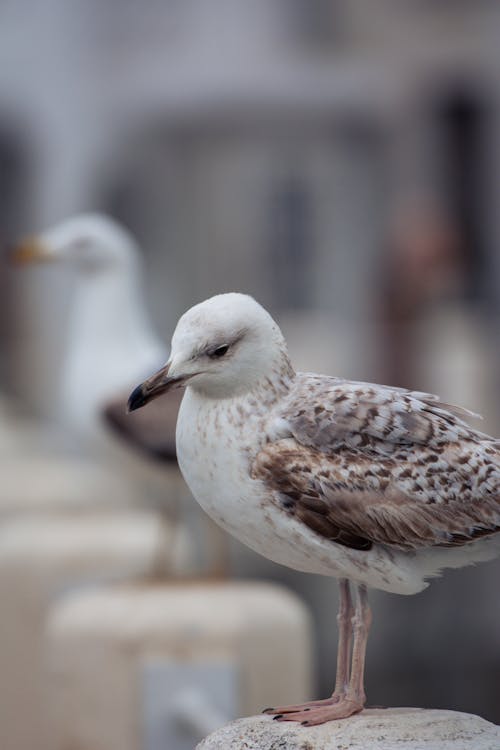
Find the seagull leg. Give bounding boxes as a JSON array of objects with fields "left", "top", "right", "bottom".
[
  {"left": 344, "top": 584, "right": 371, "bottom": 710},
  {"left": 269, "top": 583, "right": 371, "bottom": 726},
  {"left": 331, "top": 578, "right": 354, "bottom": 701},
  {"left": 263, "top": 578, "right": 354, "bottom": 717},
  {"left": 296, "top": 584, "right": 371, "bottom": 725}
]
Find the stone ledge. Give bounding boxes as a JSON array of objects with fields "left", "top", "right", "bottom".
[{"left": 197, "top": 707, "right": 500, "bottom": 750}]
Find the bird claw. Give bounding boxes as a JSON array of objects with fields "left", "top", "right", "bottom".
[
  {"left": 268, "top": 697, "right": 364, "bottom": 726},
  {"left": 262, "top": 693, "right": 342, "bottom": 716}
]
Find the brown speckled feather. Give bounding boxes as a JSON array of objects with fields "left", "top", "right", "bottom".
[{"left": 253, "top": 375, "right": 500, "bottom": 551}]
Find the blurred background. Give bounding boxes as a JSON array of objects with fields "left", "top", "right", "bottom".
[{"left": 0, "top": 1, "right": 499, "bottom": 749}]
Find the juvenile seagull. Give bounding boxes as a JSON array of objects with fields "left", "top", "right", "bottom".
[{"left": 128, "top": 292, "right": 500, "bottom": 726}]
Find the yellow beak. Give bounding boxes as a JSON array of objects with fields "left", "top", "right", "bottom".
[{"left": 10, "top": 238, "right": 53, "bottom": 266}]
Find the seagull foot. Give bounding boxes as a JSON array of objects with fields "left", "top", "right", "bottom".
[
  {"left": 267, "top": 696, "right": 364, "bottom": 726},
  {"left": 263, "top": 693, "right": 342, "bottom": 716}
]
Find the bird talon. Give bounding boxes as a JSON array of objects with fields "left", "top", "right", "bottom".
[{"left": 273, "top": 714, "right": 284, "bottom": 721}]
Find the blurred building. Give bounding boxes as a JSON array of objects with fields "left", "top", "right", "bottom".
[
  {"left": 1, "top": 0, "right": 499, "bottom": 727},
  {"left": 2, "top": 1, "right": 499, "bottom": 415}
]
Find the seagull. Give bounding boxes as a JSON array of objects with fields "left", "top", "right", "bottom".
[
  {"left": 128, "top": 292, "right": 500, "bottom": 726},
  {"left": 11, "top": 214, "right": 188, "bottom": 549},
  {"left": 11, "top": 216, "right": 229, "bottom": 575},
  {"left": 13, "top": 215, "right": 166, "bottom": 440},
  {"left": 12, "top": 214, "right": 181, "bottom": 464}
]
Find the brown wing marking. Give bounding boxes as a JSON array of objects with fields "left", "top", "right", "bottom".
[{"left": 252, "top": 439, "right": 500, "bottom": 551}]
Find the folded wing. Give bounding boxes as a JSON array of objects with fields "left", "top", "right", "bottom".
[{"left": 252, "top": 376, "right": 500, "bottom": 551}]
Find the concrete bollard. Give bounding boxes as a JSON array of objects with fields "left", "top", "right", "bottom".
[
  {"left": 197, "top": 708, "right": 500, "bottom": 750},
  {"left": 0, "top": 510, "right": 188, "bottom": 750},
  {"left": 46, "top": 581, "right": 313, "bottom": 750}
]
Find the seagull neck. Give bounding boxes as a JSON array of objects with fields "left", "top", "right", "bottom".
[
  {"left": 71, "top": 265, "right": 154, "bottom": 348},
  {"left": 240, "top": 356, "right": 296, "bottom": 409}
]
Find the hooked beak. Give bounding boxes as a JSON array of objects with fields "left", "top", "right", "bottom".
[
  {"left": 10, "top": 237, "right": 53, "bottom": 266},
  {"left": 127, "top": 362, "right": 188, "bottom": 412}
]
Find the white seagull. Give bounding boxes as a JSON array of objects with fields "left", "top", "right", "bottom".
[
  {"left": 128, "top": 292, "right": 500, "bottom": 726},
  {"left": 12, "top": 214, "right": 181, "bottom": 463}
]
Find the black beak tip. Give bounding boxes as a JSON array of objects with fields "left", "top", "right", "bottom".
[{"left": 127, "top": 384, "right": 147, "bottom": 413}]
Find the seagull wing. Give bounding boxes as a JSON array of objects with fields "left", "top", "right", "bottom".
[
  {"left": 252, "top": 375, "right": 500, "bottom": 551},
  {"left": 102, "top": 388, "right": 183, "bottom": 463}
]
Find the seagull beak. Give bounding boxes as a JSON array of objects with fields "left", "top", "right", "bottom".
[
  {"left": 9, "top": 237, "right": 53, "bottom": 265},
  {"left": 127, "top": 362, "right": 187, "bottom": 412}
]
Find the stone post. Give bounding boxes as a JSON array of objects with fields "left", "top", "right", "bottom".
[{"left": 197, "top": 708, "right": 500, "bottom": 749}]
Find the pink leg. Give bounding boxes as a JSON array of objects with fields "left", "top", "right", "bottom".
[
  {"left": 264, "top": 580, "right": 354, "bottom": 715},
  {"left": 267, "top": 583, "right": 372, "bottom": 726},
  {"left": 344, "top": 584, "right": 371, "bottom": 708},
  {"left": 332, "top": 578, "right": 354, "bottom": 699}
]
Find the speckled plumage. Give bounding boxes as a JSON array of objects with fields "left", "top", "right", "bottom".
[
  {"left": 130, "top": 292, "right": 500, "bottom": 724},
  {"left": 254, "top": 374, "right": 500, "bottom": 552}
]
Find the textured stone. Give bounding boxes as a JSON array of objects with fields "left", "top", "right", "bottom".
[{"left": 197, "top": 708, "right": 500, "bottom": 750}]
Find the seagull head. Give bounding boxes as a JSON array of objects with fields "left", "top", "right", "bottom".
[
  {"left": 11, "top": 214, "right": 139, "bottom": 274},
  {"left": 128, "top": 293, "right": 294, "bottom": 409}
]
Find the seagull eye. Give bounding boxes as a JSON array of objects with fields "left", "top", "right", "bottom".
[{"left": 209, "top": 344, "right": 229, "bottom": 359}]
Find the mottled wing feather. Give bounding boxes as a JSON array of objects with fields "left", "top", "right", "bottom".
[
  {"left": 286, "top": 375, "right": 490, "bottom": 451},
  {"left": 253, "top": 375, "right": 500, "bottom": 551}
]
